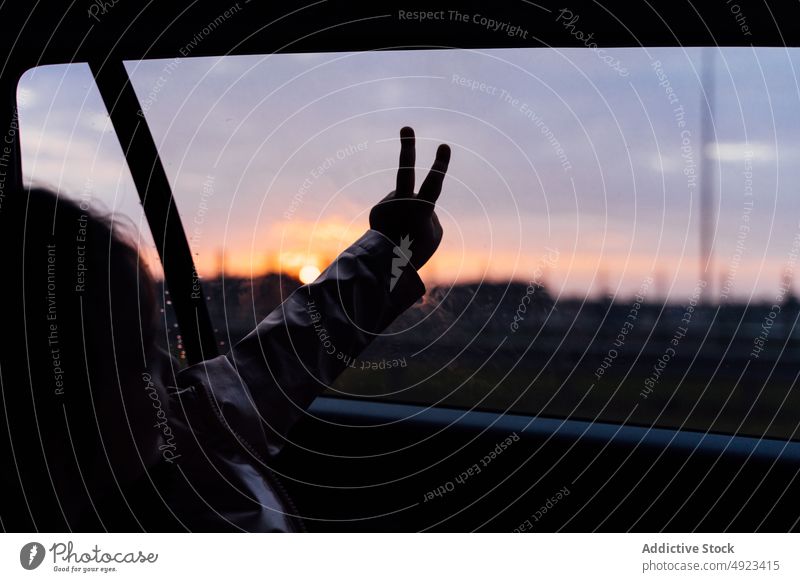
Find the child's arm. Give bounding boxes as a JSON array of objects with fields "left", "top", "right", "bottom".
[{"left": 176, "top": 127, "right": 450, "bottom": 457}]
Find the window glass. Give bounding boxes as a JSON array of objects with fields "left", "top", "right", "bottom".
[{"left": 29, "top": 47, "right": 800, "bottom": 439}]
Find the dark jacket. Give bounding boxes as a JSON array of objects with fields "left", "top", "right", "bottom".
[{"left": 152, "top": 230, "right": 424, "bottom": 531}]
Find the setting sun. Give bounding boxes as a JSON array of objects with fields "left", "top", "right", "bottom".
[{"left": 298, "top": 264, "right": 322, "bottom": 284}]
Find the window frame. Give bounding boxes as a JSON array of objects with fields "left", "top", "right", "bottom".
[{"left": 88, "top": 59, "right": 218, "bottom": 365}]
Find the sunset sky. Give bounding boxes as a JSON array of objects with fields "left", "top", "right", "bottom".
[{"left": 17, "top": 47, "right": 800, "bottom": 301}]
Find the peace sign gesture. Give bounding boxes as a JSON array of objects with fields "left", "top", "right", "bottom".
[{"left": 369, "top": 126, "right": 451, "bottom": 271}]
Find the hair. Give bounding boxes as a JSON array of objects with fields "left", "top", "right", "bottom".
[{"left": 0, "top": 186, "right": 160, "bottom": 531}]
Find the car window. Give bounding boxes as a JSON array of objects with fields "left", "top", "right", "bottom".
[{"left": 21, "top": 47, "right": 800, "bottom": 440}]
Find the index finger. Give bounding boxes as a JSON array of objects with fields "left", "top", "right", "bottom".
[
  {"left": 417, "top": 143, "right": 451, "bottom": 204},
  {"left": 396, "top": 126, "right": 416, "bottom": 197}
]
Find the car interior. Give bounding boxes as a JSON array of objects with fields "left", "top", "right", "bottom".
[{"left": 3, "top": 0, "right": 800, "bottom": 532}]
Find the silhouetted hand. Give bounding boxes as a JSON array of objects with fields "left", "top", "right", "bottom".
[{"left": 369, "top": 126, "right": 451, "bottom": 271}]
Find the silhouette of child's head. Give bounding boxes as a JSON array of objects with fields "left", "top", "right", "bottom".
[{"left": 0, "top": 186, "right": 164, "bottom": 528}]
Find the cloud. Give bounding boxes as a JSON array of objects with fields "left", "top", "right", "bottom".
[{"left": 705, "top": 141, "right": 774, "bottom": 162}]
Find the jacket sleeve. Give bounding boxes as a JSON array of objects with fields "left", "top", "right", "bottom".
[{"left": 175, "top": 229, "right": 425, "bottom": 458}]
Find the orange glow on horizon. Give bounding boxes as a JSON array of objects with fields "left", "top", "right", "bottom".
[{"left": 182, "top": 217, "right": 791, "bottom": 300}]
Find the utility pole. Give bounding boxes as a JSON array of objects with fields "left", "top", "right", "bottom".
[{"left": 699, "top": 48, "right": 717, "bottom": 302}]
